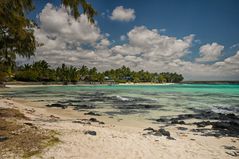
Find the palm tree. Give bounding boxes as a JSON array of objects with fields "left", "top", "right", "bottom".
[
  {"left": 23, "top": 64, "right": 32, "bottom": 70},
  {"left": 31, "top": 60, "right": 49, "bottom": 80},
  {"left": 79, "top": 65, "right": 89, "bottom": 80},
  {"left": 68, "top": 66, "right": 79, "bottom": 82}
]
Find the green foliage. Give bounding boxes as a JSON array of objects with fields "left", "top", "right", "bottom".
[
  {"left": 55, "top": 64, "right": 79, "bottom": 82},
  {"left": 0, "top": 0, "right": 36, "bottom": 76},
  {"left": 62, "top": 0, "right": 96, "bottom": 22},
  {"left": 14, "top": 62, "right": 184, "bottom": 83},
  {"left": 15, "top": 70, "right": 38, "bottom": 81},
  {"left": 0, "top": 63, "right": 10, "bottom": 81},
  {"left": 0, "top": 71, "right": 8, "bottom": 82},
  {"left": 160, "top": 72, "right": 184, "bottom": 83}
]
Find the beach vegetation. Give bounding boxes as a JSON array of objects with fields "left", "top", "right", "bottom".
[
  {"left": 0, "top": 108, "right": 60, "bottom": 158},
  {"left": 13, "top": 61, "right": 184, "bottom": 83}
]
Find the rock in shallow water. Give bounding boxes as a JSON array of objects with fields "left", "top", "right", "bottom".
[
  {"left": 194, "top": 121, "right": 211, "bottom": 127},
  {"left": 177, "top": 127, "right": 188, "bottom": 131},
  {"left": 171, "top": 119, "right": 186, "bottom": 125},
  {"left": 46, "top": 103, "right": 67, "bottom": 109},
  {"left": 155, "top": 108, "right": 239, "bottom": 137},
  {"left": 156, "top": 118, "right": 169, "bottom": 122},
  {"left": 84, "top": 112, "right": 101, "bottom": 116},
  {"left": 73, "top": 104, "right": 96, "bottom": 110}
]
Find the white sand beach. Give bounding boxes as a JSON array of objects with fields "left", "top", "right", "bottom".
[
  {"left": 0, "top": 98, "right": 238, "bottom": 159},
  {"left": 4, "top": 82, "right": 175, "bottom": 88},
  {"left": 118, "top": 82, "right": 175, "bottom": 86}
]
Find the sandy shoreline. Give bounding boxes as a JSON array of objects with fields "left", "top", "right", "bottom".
[
  {"left": 118, "top": 82, "right": 175, "bottom": 85},
  {"left": 0, "top": 98, "right": 238, "bottom": 159},
  {"left": 4, "top": 82, "right": 175, "bottom": 88}
]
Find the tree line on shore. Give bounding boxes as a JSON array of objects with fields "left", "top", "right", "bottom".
[{"left": 1, "top": 60, "right": 184, "bottom": 83}]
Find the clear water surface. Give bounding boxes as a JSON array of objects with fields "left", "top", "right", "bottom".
[{"left": 1, "top": 84, "right": 239, "bottom": 120}]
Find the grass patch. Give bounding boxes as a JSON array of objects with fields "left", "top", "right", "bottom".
[
  {"left": 0, "top": 108, "right": 60, "bottom": 158},
  {"left": 0, "top": 108, "right": 28, "bottom": 119}
]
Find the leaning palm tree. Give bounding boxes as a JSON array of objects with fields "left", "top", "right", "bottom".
[{"left": 62, "top": 0, "right": 96, "bottom": 23}]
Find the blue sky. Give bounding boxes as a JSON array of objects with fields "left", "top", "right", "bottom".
[
  {"left": 25, "top": 0, "right": 239, "bottom": 80},
  {"left": 90, "top": 0, "right": 239, "bottom": 60},
  {"left": 92, "top": 0, "right": 239, "bottom": 43}
]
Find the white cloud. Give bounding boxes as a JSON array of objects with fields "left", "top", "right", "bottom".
[
  {"left": 183, "top": 34, "right": 195, "bottom": 44},
  {"left": 120, "top": 35, "right": 127, "bottom": 41},
  {"left": 224, "top": 51, "right": 239, "bottom": 64},
  {"left": 38, "top": 3, "right": 101, "bottom": 44},
  {"left": 30, "top": 3, "right": 110, "bottom": 67},
  {"left": 214, "top": 51, "right": 239, "bottom": 71},
  {"left": 194, "top": 39, "right": 201, "bottom": 44},
  {"left": 125, "top": 26, "right": 193, "bottom": 59},
  {"left": 159, "top": 28, "right": 166, "bottom": 32},
  {"left": 110, "top": 6, "right": 135, "bottom": 22},
  {"left": 105, "top": 33, "right": 110, "bottom": 37},
  {"left": 96, "top": 38, "right": 110, "bottom": 49},
  {"left": 230, "top": 43, "right": 239, "bottom": 49},
  {"left": 196, "top": 42, "right": 224, "bottom": 62}
]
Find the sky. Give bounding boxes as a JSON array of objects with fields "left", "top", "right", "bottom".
[{"left": 20, "top": 0, "right": 239, "bottom": 80}]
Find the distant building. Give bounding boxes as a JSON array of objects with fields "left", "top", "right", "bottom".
[
  {"left": 104, "top": 76, "right": 116, "bottom": 84},
  {"left": 104, "top": 76, "right": 110, "bottom": 80},
  {"left": 123, "top": 76, "right": 132, "bottom": 81}
]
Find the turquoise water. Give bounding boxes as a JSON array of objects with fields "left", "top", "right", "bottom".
[{"left": 1, "top": 84, "right": 239, "bottom": 119}]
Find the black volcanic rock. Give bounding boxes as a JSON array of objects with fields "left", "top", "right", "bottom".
[
  {"left": 143, "top": 127, "right": 156, "bottom": 131},
  {"left": 194, "top": 121, "right": 211, "bottom": 127},
  {"left": 46, "top": 103, "right": 67, "bottom": 109},
  {"left": 143, "top": 128, "right": 174, "bottom": 139},
  {"left": 73, "top": 104, "right": 96, "bottom": 110},
  {"left": 177, "top": 127, "right": 188, "bottom": 131},
  {"left": 84, "top": 111, "right": 101, "bottom": 116},
  {"left": 154, "top": 108, "right": 239, "bottom": 137},
  {"left": 0, "top": 136, "right": 8, "bottom": 142},
  {"left": 84, "top": 130, "right": 96, "bottom": 136},
  {"left": 156, "top": 118, "right": 169, "bottom": 122},
  {"left": 171, "top": 119, "right": 185, "bottom": 125},
  {"left": 157, "top": 128, "right": 170, "bottom": 137}
]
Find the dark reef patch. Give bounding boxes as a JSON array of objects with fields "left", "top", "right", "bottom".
[
  {"left": 154, "top": 108, "right": 239, "bottom": 137},
  {"left": 104, "top": 108, "right": 149, "bottom": 116},
  {"left": 143, "top": 127, "right": 175, "bottom": 140},
  {"left": 84, "top": 111, "right": 101, "bottom": 116}
]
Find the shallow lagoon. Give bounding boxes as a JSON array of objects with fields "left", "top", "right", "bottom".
[{"left": 1, "top": 84, "right": 239, "bottom": 120}]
